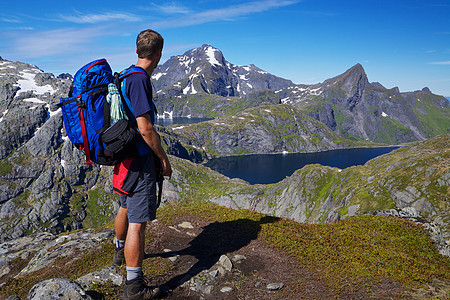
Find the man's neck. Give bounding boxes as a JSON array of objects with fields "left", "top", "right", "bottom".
[{"left": 135, "top": 58, "right": 155, "bottom": 76}]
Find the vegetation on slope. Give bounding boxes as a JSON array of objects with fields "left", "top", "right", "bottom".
[{"left": 1, "top": 202, "right": 448, "bottom": 299}]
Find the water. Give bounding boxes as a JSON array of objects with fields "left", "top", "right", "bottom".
[
  {"left": 205, "top": 147, "right": 399, "bottom": 184},
  {"left": 155, "top": 117, "right": 212, "bottom": 126}
]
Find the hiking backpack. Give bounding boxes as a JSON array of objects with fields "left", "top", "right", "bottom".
[{"left": 58, "top": 58, "right": 150, "bottom": 165}]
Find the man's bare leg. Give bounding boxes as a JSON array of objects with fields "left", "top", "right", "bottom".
[
  {"left": 115, "top": 206, "right": 129, "bottom": 241},
  {"left": 125, "top": 222, "right": 147, "bottom": 280}
]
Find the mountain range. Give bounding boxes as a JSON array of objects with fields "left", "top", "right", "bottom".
[
  {"left": 0, "top": 45, "right": 449, "bottom": 298},
  {"left": 0, "top": 46, "right": 448, "bottom": 245},
  {"left": 150, "top": 45, "right": 449, "bottom": 145}
]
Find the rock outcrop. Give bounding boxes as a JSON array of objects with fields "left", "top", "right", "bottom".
[
  {"left": 159, "top": 135, "right": 449, "bottom": 251},
  {"left": 279, "top": 64, "right": 449, "bottom": 144},
  {"left": 164, "top": 104, "right": 367, "bottom": 157}
]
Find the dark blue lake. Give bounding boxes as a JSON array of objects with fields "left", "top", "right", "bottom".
[
  {"left": 205, "top": 147, "right": 399, "bottom": 184},
  {"left": 155, "top": 117, "right": 212, "bottom": 126}
]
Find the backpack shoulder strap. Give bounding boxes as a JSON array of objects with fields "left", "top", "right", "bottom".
[{"left": 116, "top": 67, "right": 157, "bottom": 119}]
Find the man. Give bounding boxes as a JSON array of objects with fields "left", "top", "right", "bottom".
[{"left": 112, "top": 29, "right": 172, "bottom": 300}]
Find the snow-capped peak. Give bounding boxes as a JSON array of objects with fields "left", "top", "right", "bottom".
[{"left": 204, "top": 45, "right": 222, "bottom": 67}]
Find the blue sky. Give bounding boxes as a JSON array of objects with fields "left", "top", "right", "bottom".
[{"left": 1, "top": 0, "right": 449, "bottom": 96}]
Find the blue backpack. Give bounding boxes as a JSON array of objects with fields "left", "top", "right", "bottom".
[{"left": 58, "top": 58, "right": 150, "bottom": 165}]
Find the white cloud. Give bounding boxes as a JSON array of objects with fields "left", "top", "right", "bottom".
[
  {"left": 0, "top": 17, "right": 22, "bottom": 23},
  {"left": 150, "top": 2, "right": 191, "bottom": 15},
  {"left": 150, "top": 0, "right": 300, "bottom": 29},
  {"left": 3, "top": 26, "right": 111, "bottom": 59},
  {"left": 429, "top": 61, "right": 450, "bottom": 65},
  {"left": 58, "top": 12, "right": 142, "bottom": 24}
]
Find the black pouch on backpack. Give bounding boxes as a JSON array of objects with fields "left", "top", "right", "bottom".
[{"left": 98, "top": 119, "right": 141, "bottom": 165}]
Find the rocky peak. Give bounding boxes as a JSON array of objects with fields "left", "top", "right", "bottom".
[
  {"left": 322, "top": 63, "right": 369, "bottom": 91},
  {"left": 421, "top": 87, "right": 432, "bottom": 93},
  {"left": 151, "top": 45, "right": 292, "bottom": 98},
  {"left": 339, "top": 63, "right": 369, "bottom": 90},
  {"left": 199, "top": 44, "right": 226, "bottom": 67},
  {"left": 320, "top": 63, "right": 370, "bottom": 111}
]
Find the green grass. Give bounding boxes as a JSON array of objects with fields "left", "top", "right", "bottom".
[
  {"left": 159, "top": 202, "right": 450, "bottom": 291},
  {"left": 0, "top": 158, "right": 12, "bottom": 176},
  {"left": 0, "top": 242, "right": 117, "bottom": 299},
  {"left": 371, "top": 117, "right": 416, "bottom": 143},
  {"left": 82, "top": 189, "right": 116, "bottom": 228},
  {"left": 1, "top": 201, "right": 448, "bottom": 299},
  {"left": 413, "top": 100, "right": 450, "bottom": 137}
]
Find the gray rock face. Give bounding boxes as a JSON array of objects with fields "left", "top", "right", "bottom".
[
  {"left": 0, "top": 58, "right": 118, "bottom": 241},
  {"left": 0, "top": 228, "right": 114, "bottom": 282},
  {"left": 0, "top": 232, "right": 56, "bottom": 278},
  {"left": 76, "top": 266, "right": 124, "bottom": 291},
  {"left": 281, "top": 64, "right": 449, "bottom": 144},
  {"left": 27, "top": 278, "right": 92, "bottom": 300},
  {"left": 368, "top": 208, "right": 450, "bottom": 257},
  {"left": 152, "top": 44, "right": 293, "bottom": 98},
  {"left": 152, "top": 44, "right": 292, "bottom": 118},
  {"left": 168, "top": 104, "right": 358, "bottom": 156},
  {"left": 19, "top": 229, "right": 113, "bottom": 275},
  {"left": 0, "top": 51, "right": 448, "bottom": 263}
]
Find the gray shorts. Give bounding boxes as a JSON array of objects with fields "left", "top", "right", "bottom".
[{"left": 119, "top": 154, "right": 157, "bottom": 223}]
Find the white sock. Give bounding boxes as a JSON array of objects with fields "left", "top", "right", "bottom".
[
  {"left": 126, "top": 266, "right": 143, "bottom": 281},
  {"left": 115, "top": 237, "right": 125, "bottom": 248}
]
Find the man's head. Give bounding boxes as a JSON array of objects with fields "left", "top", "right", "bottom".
[{"left": 136, "top": 29, "right": 164, "bottom": 60}]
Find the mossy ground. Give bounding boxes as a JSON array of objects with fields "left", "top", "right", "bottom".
[
  {"left": 161, "top": 202, "right": 449, "bottom": 289},
  {"left": 1, "top": 201, "right": 448, "bottom": 299}
]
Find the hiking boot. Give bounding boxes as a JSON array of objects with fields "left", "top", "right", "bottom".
[
  {"left": 113, "top": 247, "right": 125, "bottom": 266},
  {"left": 123, "top": 277, "right": 161, "bottom": 300}
]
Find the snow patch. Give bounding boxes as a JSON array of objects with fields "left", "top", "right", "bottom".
[
  {"left": 308, "top": 87, "right": 322, "bottom": 95},
  {"left": 183, "top": 84, "right": 190, "bottom": 95},
  {"left": 158, "top": 111, "right": 173, "bottom": 119},
  {"left": 264, "top": 109, "right": 271, "bottom": 113},
  {"left": 205, "top": 46, "right": 221, "bottom": 66},
  {"left": 16, "top": 71, "right": 56, "bottom": 95},
  {"left": 48, "top": 107, "right": 61, "bottom": 118},
  {"left": 23, "top": 98, "right": 46, "bottom": 104},
  {"left": 381, "top": 112, "right": 388, "bottom": 117},
  {"left": 152, "top": 72, "right": 166, "bottom": 81},
  {"left": 239, "top": 74, "right": 248, "bottom": 81},
  {"left": 172, "top": 126, "right": 186, "bottom": 130},
  {"left": 0, "top": 109, "right": 8, "bottom": 122}
]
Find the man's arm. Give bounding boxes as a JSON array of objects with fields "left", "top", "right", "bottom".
[{"left": 136, "top": 113, "right": 172, "bottom": 177}]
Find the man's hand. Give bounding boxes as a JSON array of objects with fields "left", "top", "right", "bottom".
[
  {"left": 161, "top": 157, "right": 172, "bottom": 177},
  {"left": 136, "top": 113, "right": 172, "bottom": 177}
]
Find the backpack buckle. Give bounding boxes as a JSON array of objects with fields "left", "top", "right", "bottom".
[{"left": 76, "top": 95, "right": 86, "bottom": 109}]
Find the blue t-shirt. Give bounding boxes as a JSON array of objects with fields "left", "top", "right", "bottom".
[
  {"left": 123, "top": 66, "right": 155, "bottom": 156},
  {"left": 124, "top": 66, "right": 155, "bottom": 125}
]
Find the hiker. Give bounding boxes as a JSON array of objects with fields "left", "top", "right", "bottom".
[{"left": 112, "top": 29, "right": 172, "bottom": 299}]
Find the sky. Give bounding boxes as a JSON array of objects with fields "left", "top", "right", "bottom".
[{"left": 1, "top": 0, "right": 449, "bottom": 97}]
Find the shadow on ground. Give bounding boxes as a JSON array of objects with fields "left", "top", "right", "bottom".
[{"left": 145, "top": 216, "right": 279, "bottom": 291}]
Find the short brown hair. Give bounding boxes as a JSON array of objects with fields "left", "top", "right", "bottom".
[{"left": 136, "top": 29, "right": 164, "bottom": 59}]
